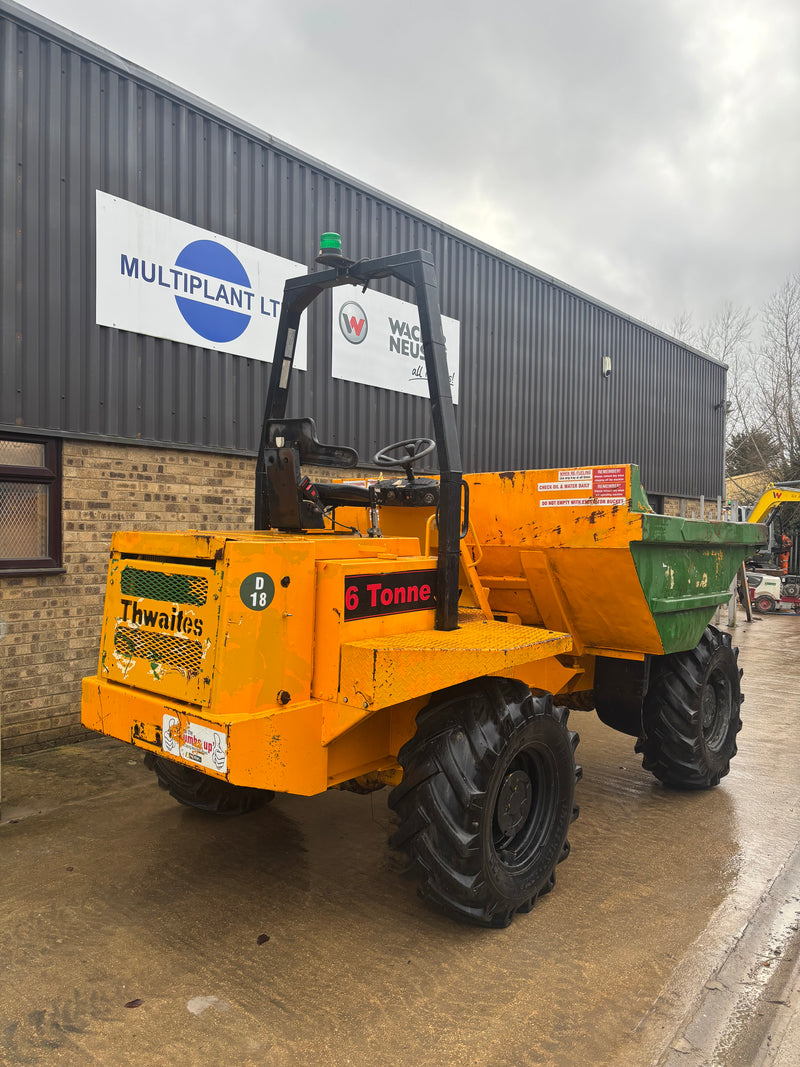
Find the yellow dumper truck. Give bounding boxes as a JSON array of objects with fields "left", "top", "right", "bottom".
[{"left": 82, "top": 237, "right": 765, "bottom": 927}]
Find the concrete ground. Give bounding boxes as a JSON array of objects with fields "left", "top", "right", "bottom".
[{"left": 1, "top": 612, "right": 798, "bottom": 1067}]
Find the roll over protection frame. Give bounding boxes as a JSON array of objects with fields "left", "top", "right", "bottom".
[{"left": 255, "top": 249, "right": 463, "bottom": 632}]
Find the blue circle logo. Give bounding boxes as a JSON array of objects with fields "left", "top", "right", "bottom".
[{"left": 174, "top": 240, "right": 252, "bottom": 344}]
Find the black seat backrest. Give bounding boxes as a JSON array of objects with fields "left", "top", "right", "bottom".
[
  {"left": 265, "top": 418, "right": 359, "bottom": 469},
  {"left": 262, "top": 447, "right": 316, "bottom": 530},
  {"left": 262, "top": 418, "right": 361, "bottom": 530}
]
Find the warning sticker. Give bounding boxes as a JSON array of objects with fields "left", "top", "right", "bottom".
[
  {"left": 539, "top": 469, "right": 594, "bottom": 492},
  {"left": 558, "top": 469, "right": 593, "bottom": 481},
  {"left": 539, "top": 480, "right": 592, "bottom": 492},
  {"left": 541, "top": 498, "right": 597, "bottom": 507},
  {"left": 592, "top": 466, "right": 627, "bottom": 498},
  {"left": 162, "top": 714, "right": 227, "bottom": 774},
  {"left": 538, "top": 466, "right": 629, "bottom": 505}
]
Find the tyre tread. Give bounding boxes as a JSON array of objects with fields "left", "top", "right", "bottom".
[
  {"left": 638, "top": 625, "right": 742, "bottom": 790},
  {"left": 389, "top": 678, "right": 579, "bottom": 927}
]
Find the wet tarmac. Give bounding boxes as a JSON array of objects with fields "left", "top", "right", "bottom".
[{"left": 1, "top": 612, "right": 799, "bottom": 1066}]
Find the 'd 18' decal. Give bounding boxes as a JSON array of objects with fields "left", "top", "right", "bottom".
[
  {"left": 344, "top": 570, "right": 436, "bottom": 621},
  {"left": 240, "top": 572, "right": 275, "bottom": 611}
]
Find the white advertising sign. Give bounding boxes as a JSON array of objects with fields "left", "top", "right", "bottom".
[
  {"left": 96, "top": 191, "right": 308, "bottom": 367},
  {"left": 332, "top": 287, "right": 460, "bottom": 403}
]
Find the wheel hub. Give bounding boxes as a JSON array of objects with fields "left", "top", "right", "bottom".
[
  {"left": 496, "top": 769, "right": 533, "bottom": 837},
  {"left": 701, "top": 669, "right": 731, "bottom": 747},
  {"left": 701, "top": 688, "right": 717, "bottom": 730}
]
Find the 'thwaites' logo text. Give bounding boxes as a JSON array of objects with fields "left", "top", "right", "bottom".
[{"left": 120, "top": 599, "right": 203, "bottom": 637}]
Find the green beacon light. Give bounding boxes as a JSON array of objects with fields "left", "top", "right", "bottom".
[
  {"left": 319, "top": 232, "right": 342, "bottom": 254},
  {"left": 317, "top": 232, "right": 350, "bottom": 267}
]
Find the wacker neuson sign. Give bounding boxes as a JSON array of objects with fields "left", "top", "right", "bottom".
[
  {"left": 332, "top": 288, "right": 460, "bottom": 403},
  {"left": 96, "top": 192, "right": 308, "bottom": 366}
]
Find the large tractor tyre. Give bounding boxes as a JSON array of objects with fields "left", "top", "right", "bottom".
[
  {"left": 388, "top": 678, "right": 581, "bottom": 928},
  {"left": 635, "top": 626, "right": 742, "bottom": 790},
  {"left": 143, "top": 753, "right": 274, "bottom": 815}
]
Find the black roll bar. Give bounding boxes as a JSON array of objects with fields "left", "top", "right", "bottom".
[{"left": 254, "top": 249, "right": 463, "bottom": 632}]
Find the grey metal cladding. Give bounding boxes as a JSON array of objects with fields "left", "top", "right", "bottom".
[{"left": 0, "top": 1, "right": 726, "bottom": 498}]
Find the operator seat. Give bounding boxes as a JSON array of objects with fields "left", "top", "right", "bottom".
[
  {"left": 262, "top": 418, "right": 442, "bottom": 532},
  {"left": 263, "top": 417, "right": 369, "bottom": 530}
]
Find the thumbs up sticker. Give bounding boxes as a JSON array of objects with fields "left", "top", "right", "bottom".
[{"left": 161, "top": 713, "right": 228, "bottom": 774}]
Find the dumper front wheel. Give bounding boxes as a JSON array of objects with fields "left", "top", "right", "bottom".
[
  {"left": 637, "top": 626, "right": 742, "bottom": 789},
  {"left": 144, "top": 754, "right": 274, "bottom": 815},
  {"left": 389, "top": 679, "right": 580, "bottom": 928}
]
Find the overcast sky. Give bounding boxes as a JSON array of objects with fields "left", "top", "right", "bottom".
[{"left": 18, "top": 0, "right": 800, "bottom": 331}]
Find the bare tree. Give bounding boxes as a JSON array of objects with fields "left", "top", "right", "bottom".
[
  {"left": 654, "top": 278, "right": 799, "bottom": 487},
  {"left": 693, "top": 303, "right": 771, "bottom": 474},
  {"left": 756, "top": 274, "right": 800, "bottom": 481},
  {"left": 668, "top": 310, "right": 697, "bottom": 344}
]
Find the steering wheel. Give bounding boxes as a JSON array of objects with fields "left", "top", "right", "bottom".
[{"left": 373, "top": 437, "right": 436, "bottom": 471}]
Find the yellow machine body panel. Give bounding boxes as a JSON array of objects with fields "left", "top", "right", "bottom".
[
  {"left": 460, "top": 467, "right": 665, "bottom": 655},
  {"left": 339, "top": 621, "right": 572, "bottom": 707},
  {"left": 101, "top": 555, "right": 224, "bottom": 707},
  {"left": 312, "top": 554, "right": 439, "bottom": 703}
]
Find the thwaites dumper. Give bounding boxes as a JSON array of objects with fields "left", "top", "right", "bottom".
[{"left": 82, "top": 236, "right": 766, "bottom": 927}]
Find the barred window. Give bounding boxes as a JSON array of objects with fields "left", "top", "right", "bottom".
[{"left": 0, "top": 435, "right": 63, "bottom": 573}]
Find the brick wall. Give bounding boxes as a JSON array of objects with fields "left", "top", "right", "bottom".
[{"left": 662, "top": 496, "right": 725, "bottom": 520}]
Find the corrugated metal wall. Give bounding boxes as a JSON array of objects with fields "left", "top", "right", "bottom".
[{"left": 0, "top": 1, "right": 727, "bottom": 498}]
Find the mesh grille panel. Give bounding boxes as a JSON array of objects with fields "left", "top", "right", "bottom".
[
  {"left": 0, "top": 441, "right": 45, "bottom": 465},
  {"left": 114, "top": 625, "right": 203, "bottom": 676},
  {"left": 0, "top": 482, "right": 49, "bottom": 558},
  {"left": 120, "top": 567, "right": 208, "bottom": 605}
]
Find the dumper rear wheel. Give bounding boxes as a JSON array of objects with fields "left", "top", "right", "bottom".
[
  {"left": 144, "top": 754, "right": 274, "bottom": 815},
  {"left": 389, "top": 679, "right": 580, "bottom": 928},
  {"left": 636, "top": 626, "right": 742, "bottom": 789}
]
